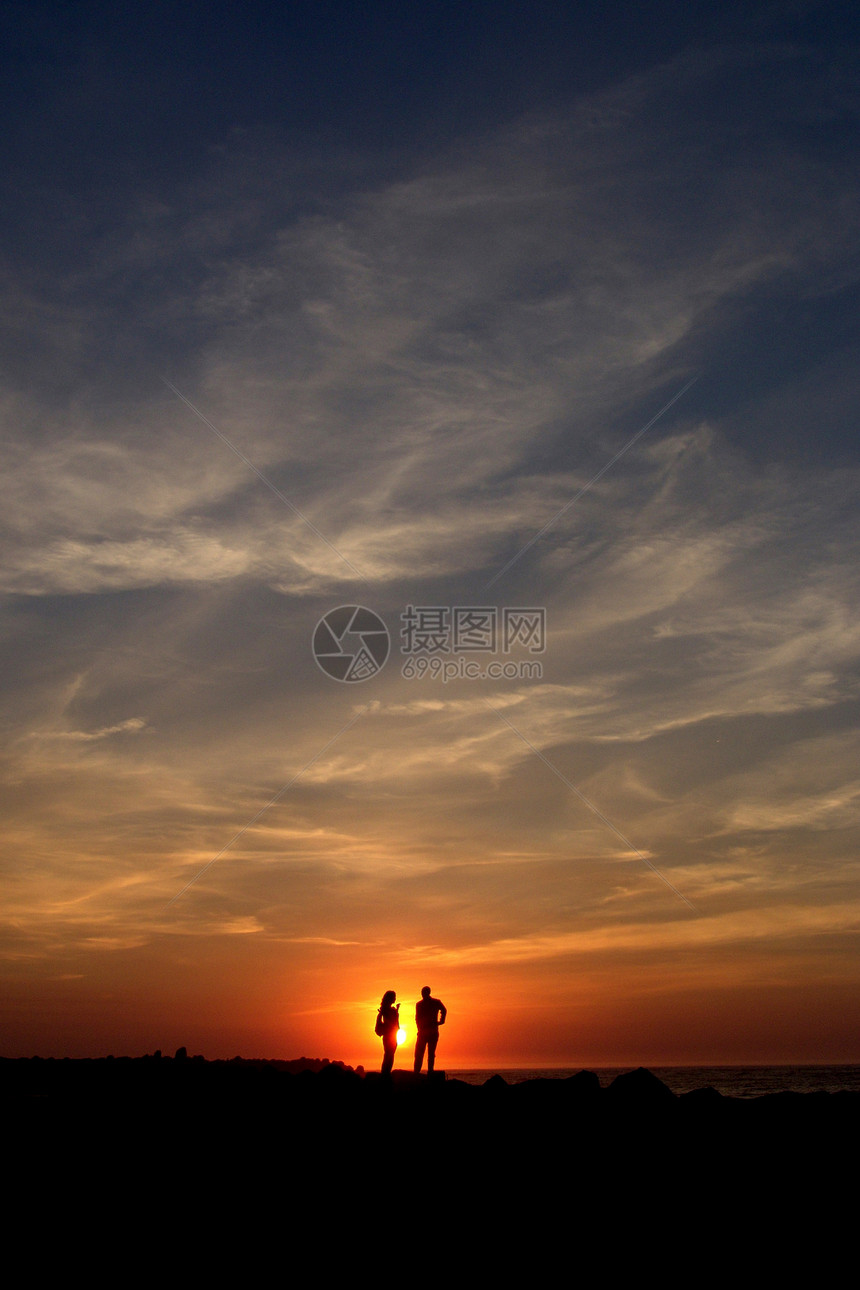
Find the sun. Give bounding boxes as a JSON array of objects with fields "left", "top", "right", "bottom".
[{"left": 396, "top": 1027, "right": 406, "bottom": 1046}]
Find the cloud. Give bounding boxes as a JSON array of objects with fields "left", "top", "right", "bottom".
[
  {"left": 5, "top": 48, "right": 858, "bottom": 599},
  {"left": 2, "top": 39, "right": 859, "bottom": 1058},
  {"left": 33, "top": 718, "right": 148, "bottom": 742},
  {"left": 416, "top": 898, "right": 860, "bottom": 969}
]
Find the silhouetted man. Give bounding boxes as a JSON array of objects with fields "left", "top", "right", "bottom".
[{"left": 413, "top": 986, "right": 447, "bottom": 1074}]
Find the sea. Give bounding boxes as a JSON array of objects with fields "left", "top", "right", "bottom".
[{"left": 447, "top": 1065, "right": 860, "bottom": 1097}]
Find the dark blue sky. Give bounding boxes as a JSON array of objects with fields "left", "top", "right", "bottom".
[
  {"left": 4, "top": 2, "right": 857, "bottom": 200},
  {"left": 4, "top": 2, "right": 859, "bottom": 452}
]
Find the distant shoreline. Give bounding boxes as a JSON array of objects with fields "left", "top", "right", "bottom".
[{"left": 448, "top": 1063, "right": 860, "bottom": 1096}]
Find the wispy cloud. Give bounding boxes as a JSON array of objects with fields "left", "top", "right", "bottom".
[
  {"left": 31, "top": 718, "right": 148, "bottom": 742},
  {"left": 2, "top": 37, "right": 859, "bottom": 1056}
]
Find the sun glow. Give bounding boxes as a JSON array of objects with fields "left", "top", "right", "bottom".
[{"left": 396, "top": 1027, "right": 406, "bottom": 1046}]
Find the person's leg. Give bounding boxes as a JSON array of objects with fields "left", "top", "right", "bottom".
[
  {"left": 413, "top": 1033, "right": 427, "bottom": 1073},
  {"left": 427, "top": 1032, "right": 439, "bottom": 1073},
  {"left": 382, "top": 1041, "right": 395, "bottom": 1075}
]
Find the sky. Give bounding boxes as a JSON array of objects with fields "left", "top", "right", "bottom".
[{"left": 2, "top": 1, "right": 859, "bottom": 1068}]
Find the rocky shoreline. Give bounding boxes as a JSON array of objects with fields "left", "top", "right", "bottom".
[
  {"left": 6, "top": 1051, "right": 859, "bottom": 1120},
  {"left": 7, "top": 1053, "right": 855, "bottom": 1244}
]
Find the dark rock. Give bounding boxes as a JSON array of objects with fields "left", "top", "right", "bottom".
[
  {"left": 565, "top": 1069, "right": 601, "bottom": 1097},
  {"left": 682, "top": 1085, "right": 723, "bottom": 1103},
  {"left": 606, "top": 1066, "right": 674, "bottom": 1101}
]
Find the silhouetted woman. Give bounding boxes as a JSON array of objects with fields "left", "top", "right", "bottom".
[{"left": 377, "top": 990, "right": 400, "bottom": 1075}]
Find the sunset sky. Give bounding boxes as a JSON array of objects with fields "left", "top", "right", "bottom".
[{"left": 2, "top": 1, "right": 859, "bottom": 1068}]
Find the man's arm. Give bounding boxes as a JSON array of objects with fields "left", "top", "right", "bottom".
[{"left": 438, "top": 1000, "right": 447, "bottom": 1025}]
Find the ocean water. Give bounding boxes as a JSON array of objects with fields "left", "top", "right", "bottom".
[{"left": 447, "top": 1065, "right": 860, "bottom": 1097}]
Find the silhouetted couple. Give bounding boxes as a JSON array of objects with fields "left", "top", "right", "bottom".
[{"left": 375, "top": 986, "right": 447, "bottom": 1075}]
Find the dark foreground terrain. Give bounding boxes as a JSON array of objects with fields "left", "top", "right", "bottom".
[
  {"left": 7, "top": 1048, "right": 858, "bottom": 1119},
  {"left": 7, "top": 1054, "right": 856, "bottom": 1270}
]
